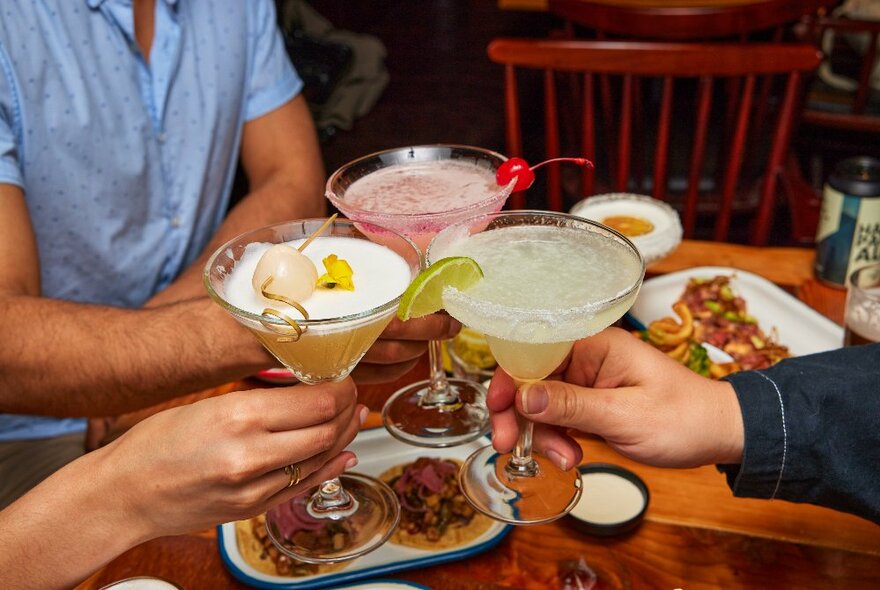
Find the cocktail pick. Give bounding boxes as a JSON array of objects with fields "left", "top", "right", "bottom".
[
  {"left": 496, "top": 157, "right": 594, "bottom": 192},
  {"left": 297, "top": 213, "right": 337, "bottom": 252}
]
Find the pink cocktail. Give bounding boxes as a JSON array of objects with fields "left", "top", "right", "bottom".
[{"left": 326, "top": 145, "right": 513, "bottom": 448}]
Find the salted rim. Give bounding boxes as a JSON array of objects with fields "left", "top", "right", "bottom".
[{"left": 430, "top": 211, "right": 645, "bottom": 343}]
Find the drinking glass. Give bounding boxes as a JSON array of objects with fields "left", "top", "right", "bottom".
[
  {"left": 845, "top": 263, "right": 880, "bottom": 346},
  {"left": 326, "top": 145, "right": 514, "bottom": 448},
  {"left": 428, "top": 211, "right": 645, "bottom": 524},
  {"left": 204, "top": 218, "right": 421, "bottom": 562}
]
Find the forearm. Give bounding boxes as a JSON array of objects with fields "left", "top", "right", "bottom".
[
  {"left": 0, "top": 295, "right": 272, "bottom": 416},
  {"left": 149, "top": 97, "right": 326, "bottom": 307},
  {"left": 0, "top": 446, "right": 148, "bottom": 590},
  {"left": 720, "top": 344, "right": 880, "bottom": 522}
]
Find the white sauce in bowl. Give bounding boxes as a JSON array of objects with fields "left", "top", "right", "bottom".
[{"left": 572, "top": 472, "right": 646, "bottom": 525}]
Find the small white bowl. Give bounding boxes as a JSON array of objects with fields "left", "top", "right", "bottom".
[
  {"left": 568, "top": 463, "right": 650, "bottom": 536},
  {"left": 570, "top": 193, "right": 683, "bottom": 265}
]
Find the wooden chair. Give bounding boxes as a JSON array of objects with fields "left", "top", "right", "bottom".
[
  {"left": 488, "top": 39, "right": 822, "bottom": 245},
  {"left": 800, "top": 13, "right": 880, "bottom": 133},
  {"left": 548, "top": 0, "right": 837, "bottom": 42}
]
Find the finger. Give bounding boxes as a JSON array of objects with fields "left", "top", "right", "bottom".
[
  {"left": 486, "top": 367, "right": 516, "bottom": 412},
  {"left": 253, "top": 379, "right": 357, "bottom": 432},
  {"left": 517, "top": 380, "right": 626, "bottom": 436},
  {"left": 360, "top": 339, "right": 426, "bottom": 365},
  {"left": 530, "top": 424, "right": 583, "bottom": 471},
  {"left": 489, "top": 404, "right": 519, "bottom": 453},
  {"left": 380, "top": 314, "right": 460, "bottom": 341},
  {"left": 261, "top": 450, "right": 359, "bottom": 511},
  {"left": 257, "top": 401, "right": 365, "bottom": 478},
  {"left": 350, "top": 358, "right": 421, "bottom": 385}
]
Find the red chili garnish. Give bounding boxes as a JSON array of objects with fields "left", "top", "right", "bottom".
[{"left": 496, "top": 157, "right": 594, "bottom": 191}]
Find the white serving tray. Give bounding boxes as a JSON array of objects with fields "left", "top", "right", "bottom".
[
  {"left": 627, "top": 266, "right": 844, "bottom": 357},
  {"left": 218, "top": 428, "right": 510, "bottom": 589}
]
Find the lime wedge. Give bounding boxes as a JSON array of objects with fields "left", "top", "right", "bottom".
[{"left": 397, "top": 257, "right": 483, "bottom": 321}]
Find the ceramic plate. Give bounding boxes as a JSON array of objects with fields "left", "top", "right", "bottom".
[
  {"left": 218, "top": 428, "right": 510, "bottom": 589},
  {"left": 627, "top": 266, "right": 844, "bottom": 356}
]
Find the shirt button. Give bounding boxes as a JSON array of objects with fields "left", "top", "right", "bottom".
[
  {"left": 157, "top": 132, "right": 167, "bottom": 143},
  {"left": 171, "top": 216, "right": 181, "bottom": 228}
]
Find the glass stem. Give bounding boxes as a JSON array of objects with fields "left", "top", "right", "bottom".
[
  {"left": 506, "top": 383, "right": 539, "bottom": 478},
  {"left": 307, "top": 477, "right": 358, "bottom": 519},
  {"left": 418, "top": 339, "right": 461, "bottom": 409}
]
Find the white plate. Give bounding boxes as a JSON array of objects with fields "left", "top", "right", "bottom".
[
  {"left": 218, "top": 428, "right": 510, "bottom": 589},
  {"left": 570, "top": 193, "right": 682, "bottom": 265},
  {"left": 627, "top": 266, "right": 844, "bottom": 356}
]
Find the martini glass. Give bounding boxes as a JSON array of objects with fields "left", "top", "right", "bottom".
[
  {"left": 326, "top": 145, "right": 514, "bottom": 448},
  {"left": 204, "top": 218, "right": 421, "bottom": 562},
  {"left": 428, "top": 211, "right": 645, "bottom": 525}
]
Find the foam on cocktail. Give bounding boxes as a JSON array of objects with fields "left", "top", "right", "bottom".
[
  {"left": 344, "top": 161, "right": 498, "bottom": 215},
  {"left": 435, "top": 225, "right": 642, "bottom": 345},
  {"left": 224, "top": 236, "right": 411, "bottom": 321},
  {"left": 342, "top": 161, "right": 499, "bottom": 252}
]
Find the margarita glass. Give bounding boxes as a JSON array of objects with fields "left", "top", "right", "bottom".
[
  {"left": 429, "top": 211, "right": 645, "bottom": 525},
  {"left": 204, "top": 218, "right": 421, "bottom": 562},
  {"left": 326, "top": 145, "right": 514, "bottom": 448}
]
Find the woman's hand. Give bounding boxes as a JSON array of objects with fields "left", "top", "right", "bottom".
[
  {"left": 487, "top": 328, "right": 744, "bottom": 471},
  {"left": 101, "top": 378, "right": 364, "bottom": 539}
]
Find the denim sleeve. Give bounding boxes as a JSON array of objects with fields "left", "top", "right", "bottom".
[
  {"left": 718, "top": 343, "right": 880, "bottom": 523},
  {"left": 0, "top": 45, "right": 23, "bottom": 188}
]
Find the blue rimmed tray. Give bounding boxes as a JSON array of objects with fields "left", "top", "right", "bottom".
[{"left": 218, "top": 427, "right": 511, "bottom": 589}]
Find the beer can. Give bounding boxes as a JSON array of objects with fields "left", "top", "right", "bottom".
[{"left": 814, "top": 156, "right": 880, "bottom": 287}]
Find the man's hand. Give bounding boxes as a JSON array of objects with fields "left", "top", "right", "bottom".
[
  {"left": 352, "top": 314, "right": 461, "bottom": 384},
  {"left": 488, "top": 327, "right": 744, "bottom": 471}
]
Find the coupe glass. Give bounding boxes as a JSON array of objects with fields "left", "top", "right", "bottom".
[
  {"left": 204, "top": 218, "right": 421, "bottom": 562},
  {"left": 428, "top": 211, "right": 645, "bottom": 525},
  {"left": 326, "top": 145, "right": 514, "bottom": 448}
]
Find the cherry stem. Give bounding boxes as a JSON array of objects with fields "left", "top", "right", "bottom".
[{"left": 529, "top": 157, "right": 594, "bottom": 171}]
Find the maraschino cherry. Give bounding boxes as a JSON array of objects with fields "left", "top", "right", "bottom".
[{"left": 496, "top": 157, "right": 594, "bottom": 191}]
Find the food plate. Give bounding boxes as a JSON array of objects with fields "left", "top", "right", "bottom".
[
  {"left": 218, "top": 428, "right": 510, "bottom": 589},
  {"left": 627, "top": 266, "right": 844, "bottom": 356}
]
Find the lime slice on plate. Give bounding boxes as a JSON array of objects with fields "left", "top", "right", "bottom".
[{"left": 397, "top": 256, "right": 483, "bottom": 321}]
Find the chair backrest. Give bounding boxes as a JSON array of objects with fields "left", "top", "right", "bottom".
[
  {"left": 488, "top": 39, "right": 822, "bottom": 245},
  {"left": 800, "top": 14, "right": 880, "bottom": 133}
]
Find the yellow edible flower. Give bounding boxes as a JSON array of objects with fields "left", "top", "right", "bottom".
[{"left": 316, "top": 254, "right": 354, "bottom": 290}]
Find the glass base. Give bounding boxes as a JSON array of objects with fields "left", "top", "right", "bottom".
[
  {"left": 265, "top": 473, "right": 400, "bottom": 564},
  {"left": 382, "top": 378, "right": 489, "bottom": 447},
  {"left": 458, "top": 444, "right": 582, "bottom": 525}
]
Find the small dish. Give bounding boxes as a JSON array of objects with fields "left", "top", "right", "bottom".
[
  {"left": 570, "top": 193, "right": 682, "bottom": 264},
  {"left": 568, "top": 463, "right": 649, "bottom": 537},
  {"left": 254, "top": 367, "right": 299, "bottom": 385}
]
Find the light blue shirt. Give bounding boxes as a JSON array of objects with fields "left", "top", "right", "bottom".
[{"left": 0, "top": 0, "right": 303, "bottom": 441}]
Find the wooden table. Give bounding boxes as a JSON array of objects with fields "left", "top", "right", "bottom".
[
  {"left": 76, "top": 240, "right": 880, "bottom": 590},
  {"left": 545, "top": 0, "right": 838, "bottom": 40}
]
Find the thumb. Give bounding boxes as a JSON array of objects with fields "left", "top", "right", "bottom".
[{"left": 518, "top": 380, "right": 611, "bottom": 432}]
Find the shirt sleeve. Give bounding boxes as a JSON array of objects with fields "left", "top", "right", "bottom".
[
  {"left": 719, "top": 343, "right": 880, "bottom": 523},
  {"left": 244, "top": 0, "right": 304, "bottom": 122},
  {"left": 0, "top": 48, "right": 24, "bottom": 188}
]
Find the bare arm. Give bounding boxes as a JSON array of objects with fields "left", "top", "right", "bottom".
[
  {"left": 0, "top": 380, "right": 363, "bottom": 590},
  {"left": 148, "top": 95, "right": 326, "bottom": 306},
  {"left": 0, "top": 97, "right": 324, "bottom": 416}
]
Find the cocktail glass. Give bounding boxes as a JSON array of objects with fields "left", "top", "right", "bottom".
[
  {"left": 204, "top": 218, "right": 421, "bottom": 562},
  {"left": 428, "top": 211, "right": 645, "bottom": 525},
  {"left": 326, "top": 145, "right": 514, "bottom": 448}
]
